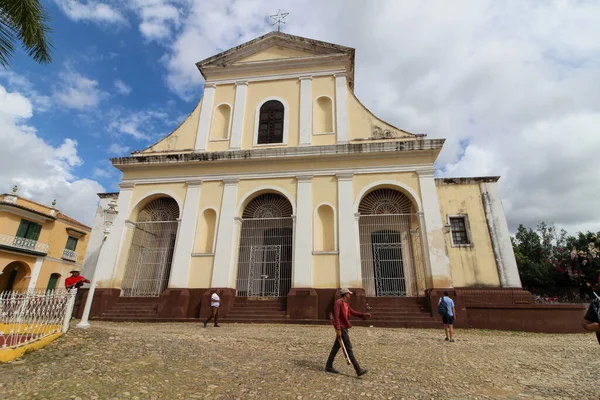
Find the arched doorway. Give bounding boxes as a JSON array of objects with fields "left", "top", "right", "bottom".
[
  {"left": 358, "top": 188, "right": 425, "bottom": 297},
  {"left": 121, "top": 197, "right": 180, "bottom": 297},
  {"left": 236, "top": 193, "right": 293, "bottom": 298},
  {"left": 0, "top": 262, "right": 30, "bottom": 291}
]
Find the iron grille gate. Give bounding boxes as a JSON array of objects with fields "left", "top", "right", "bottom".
[
  {"left": 359, "top": 214, "right": 426, "bottom": 297},
  {"left": 236, "top": 218, "right": 292, "bottom": 298},
  {"left": 121, "top": 221, "right": 178, "bottom": 297}
]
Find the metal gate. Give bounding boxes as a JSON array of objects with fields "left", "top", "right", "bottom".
[
  {"left": 236, "top": 218, "right": 292, "bottom": 298},
  {"left": 121, "top": 221, "right": 178, "bottom": 297},
  {"left": 359, "top": 214, "right": 426, "bottom": 297},
  {"left": 247, "top": 245, "right": 282, "bottom": 297}
]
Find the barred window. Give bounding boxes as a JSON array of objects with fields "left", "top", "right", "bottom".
[
  {"left": 449, "top": 216, "right": 471, "bottom": 245},
  {"left": 257, "top": 100, "right": 284, "bottom": 144}
]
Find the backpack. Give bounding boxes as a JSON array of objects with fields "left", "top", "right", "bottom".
[{"left": 437, "top": 297, "right": 449, "bottom": 317}]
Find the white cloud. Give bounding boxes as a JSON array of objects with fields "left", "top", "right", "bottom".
[
  {"left": 132, "top": 0, "right": 181, "bottom": 41},
  {"left": 108, "top": 143, "right": 130, "bottom": 155},
  {"left": 114, "top": 79, "right": 132, "bottom": 95},
  {"left": 0, "top": 70, "right": 52, "bottom": 112},
  {"left": 53, "top": 0, "right": 127, "bottom": 26},
  {"left": 53, "top": 67, "right": 108, "bottom": 110},
  {"left": 0, "top": 83, "right": 104, "bottom": 226},
  {"left": 108, "top": 110, "right": 170, "bottom": 140}
]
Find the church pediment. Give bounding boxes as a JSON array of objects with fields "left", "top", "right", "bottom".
[{"left": 196, "top": 32, "right": 355, "bottom": 87}]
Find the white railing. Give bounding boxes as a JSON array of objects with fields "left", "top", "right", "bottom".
[
  {"left": 0, "top": 289, "right": 76, "bottom": 349},
  {"left": 0, "top": 233, "right": 49, "bottom": 254},
  {"left": 62, "top": 249, "right": 78, "bottom": 262}
]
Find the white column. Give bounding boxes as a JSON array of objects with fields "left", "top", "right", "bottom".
[
  {"left": 211, "top": 179, "right": 239, "bottom": 288},
  {"left": 27, "top": 257, "right": 44, "bottom": 290},
  {"left": 417, "top": 170, "right": 453, "bottom": 288},
  {"left": 299, "top": 76, "right": 312, "bottom": 146},
  {"left": 169, "top": 181, "right": 202, "bottom": 288},
  {"left": 96, "top": 183, "right": 135, "bottom": 286},
  {"left": 229, "top": 81, "right": 248, "bottom": 150},
  {"left": 194, "top": 83, "right": 216, "bottom": 151},
  {"left": 334, "top": 73, "right": 349, "bottom": 144},
  {"left": 336, "top": 173, "right": 362, "bottom": 288},
  {"left": 293, "top": 176, "right": 313, "bottom": 287},
  {"left": 480, "top": 181, "right": 522, "bottom": 288}
]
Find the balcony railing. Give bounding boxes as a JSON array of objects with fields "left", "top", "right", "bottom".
[
  {"left": 62, "top": 249, "right": 78, "bottom": 262},
  {"left": 0, "top": 233, "right": 49, "bottom": 254}
]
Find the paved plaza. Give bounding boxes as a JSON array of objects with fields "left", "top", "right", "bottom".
[{"left": 1, "top": 322, "right": 599, "bottom": 399}]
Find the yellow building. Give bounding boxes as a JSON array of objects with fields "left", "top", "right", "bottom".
[
  {"left": 89, "top": 32, "right": 523, "bottom": 323},
  {"left": 0, "top": 188, "right": 91, "bottom": 292}
]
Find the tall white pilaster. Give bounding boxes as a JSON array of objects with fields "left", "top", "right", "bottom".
[
  {"left": 27, "top": 257, "right": 44, "bottom": 290},
  {"left": 229, "top": 81, "right": 248, "bottom": 150},
  {"left": 169, "top": 181, "right": 202, "bottom": 288},
  {"left": 299, "top": 76, "right": 312, "bottom": 146},
  {"left": 337, "top": 173, "right": 362, "bottom": 288},
  {"left": 211, "top": 179, "right": 239, "bottom": 288},
  {"left": 194, "top": 83, "right": 216, "bottom": 151},
  {"left": 417, "top": 170, "right": 453, "bottom": 288},
  {"left": 293, "top": 176, "right": 312, "bottom": 287},
  {"left": 480, "top": 181, "right": 522, "bottom": 288},
  {"left": 96, "top": 183, "right": 135, "bottom": 286},
  {"left": 334, "top": 73, "right": 349, "bottom": 144}
]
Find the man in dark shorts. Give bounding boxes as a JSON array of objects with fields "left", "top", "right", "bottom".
[
  {"left": 438, "top": 291, "right": 456, "bottom": 342},
  {"left": 582, "top": 291, "right": 600, "bottom": 345}
]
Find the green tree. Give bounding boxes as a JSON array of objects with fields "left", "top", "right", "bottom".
[
  {"left": 555, "top": 231, "right": 600, "bottom": 289},
  {"left": 0, "top": 0, "right": 52, "bottom": 67},
  {"left": 511, "top": 224, "right": 565, "bottom": 287}
]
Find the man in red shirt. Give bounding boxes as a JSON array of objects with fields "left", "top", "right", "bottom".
[
  {"left": 65, "top": 269, "right": 89, "bottom": 291},
  {"left": 326, "top": 288, "right": 371, "bottom": 376}
]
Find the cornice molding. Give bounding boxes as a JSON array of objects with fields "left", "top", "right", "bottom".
[{"left": 206, "top": 69, "right": 344, "bottom": 86}]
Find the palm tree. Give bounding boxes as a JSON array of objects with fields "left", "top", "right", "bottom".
[{"left": 0, "top": 0, "right": 52, "bottom": 67}]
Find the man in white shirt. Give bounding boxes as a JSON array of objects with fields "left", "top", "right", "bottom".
[{"left": 204, "top": 289, "right": 222, "bottom": 327}]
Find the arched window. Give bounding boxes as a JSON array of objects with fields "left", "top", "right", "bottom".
[
  {"left": 314, "top": 204, "right": 336, "bottom": 252},
  {"left": 46, "top": 273, "right": 61, "bottom": 291},
  {"left": 314, "top": 96, "right": 334, "bottom": 134},
  {"left": 197, "top": 209, "right": 217, "bottom": 253},
  {"left": 257, "top": 100, "right": 285, "bottom": 144},
  {"left": 210, "top": 104, "right": 231, "bottom": 140}
]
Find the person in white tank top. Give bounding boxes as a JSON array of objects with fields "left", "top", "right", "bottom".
[{"left": 204, "top": 289, "right": 222, "bottom": 327}]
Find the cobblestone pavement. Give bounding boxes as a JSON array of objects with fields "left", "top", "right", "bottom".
[{"left": 1, "top": 322, "right": 599, "bottom": 399}]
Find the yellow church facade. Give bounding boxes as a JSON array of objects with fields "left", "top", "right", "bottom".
[{"left": 88, "top": 32, "right": 522, "bottom": 323}]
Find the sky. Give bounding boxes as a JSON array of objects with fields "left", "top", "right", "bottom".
[{"left": 1, "top": 0, "right": 599, "bottom": 234}]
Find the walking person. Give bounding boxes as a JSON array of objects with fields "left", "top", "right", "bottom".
[
  {"left": 438, "top": 291, "right": 456, "bottom": 342},
  {"left": 581, "top": 288, "right": 600, "bottom": 345},
  {"left": 204, "top": 289, "right": 222, "bottom": 327},
  {"left": 325, "top": 288, "right": 371, "bottom": 376}
]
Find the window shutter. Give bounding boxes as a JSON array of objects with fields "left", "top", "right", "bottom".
[
  {"left": 65, "top": 236, "right": 78, "bottom": 251},
  {"left": 16, "top": 220, "right": 29, "bottom": 238},
  {"left": 28, "top": 223, "right": 42, "bottom": 241}
]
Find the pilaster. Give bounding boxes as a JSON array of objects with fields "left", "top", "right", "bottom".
[
  {"left": 336, "top": 173, "right": 361, "bottom": 288},
  {"left": 27, "top": 257, "right": 44, "bottom": 290},
  {"left": 299, "top": 76, "right": 312, "bottom": 146},
  {"left": 212, "top": 179, "right": 239, "bottom": 288},
  {"left": 169, "top": 181, "right": 202, "bottom": 288},
  {"left": 417, "top": 170, "right": 453, "bottom": 288},
  {"left": 480, "top": 181, "right": 522, "bottom": 288},
  {"left": 334, "top": 73, "right": 349, "bottom": 144},
  {"left": 229, "top": 81, "right": 248, "bottom": 150},
  {"left": 194, "top": 83, "right": 216, "bottom": 151},
  {"left": 293, "top": 175, "right": 313, "bottom": 287}
]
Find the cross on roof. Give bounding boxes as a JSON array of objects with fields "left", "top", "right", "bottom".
[{"left": 269, "top": 10, "right": 289, "bottom": 32}]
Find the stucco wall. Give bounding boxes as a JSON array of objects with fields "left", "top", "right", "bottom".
[
  {"left": 436, "top": 183, "right": 501, "bottom": 287},
  {"left": 143, "top": 101, "right": 202, "bottom": 153}
]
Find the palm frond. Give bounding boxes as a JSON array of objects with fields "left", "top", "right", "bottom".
[
  {"left": 0, "top": 0, "right": 53, "bottom": 66},
  {"left": 0, "top": 11, "right": 16, "bottom": 67}
]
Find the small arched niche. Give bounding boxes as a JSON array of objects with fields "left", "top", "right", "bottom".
[
  {"left": 211, "top": 104, "right": 231, "bottom": 140},
  {"left": 314, "top": 204, "right": 336, "bottom": 252},
  {"left": 197, "top": 209, "right": 217, "bottom": 253},
  {"left": 314, "top": 96, "right": 334, "bottom": 134}
]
